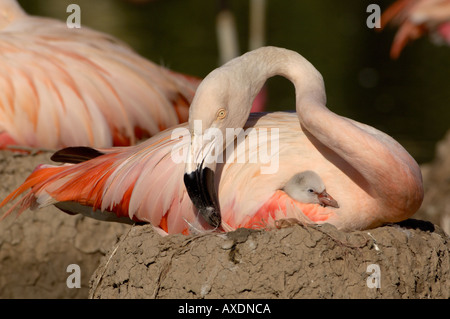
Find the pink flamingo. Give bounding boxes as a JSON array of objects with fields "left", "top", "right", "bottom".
[
  {"left": 0, "top": 47, "right": 424, "bottom": 234},
  {"left": 381, "top": 0, "right": 450, "bottom": 59},
  {"left": 0, "top": 0, "right": 200, "bottom": 149}
]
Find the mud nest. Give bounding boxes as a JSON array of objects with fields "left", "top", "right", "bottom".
[{"left": 89, "top": 220, "right": 449, "bottom": 299}]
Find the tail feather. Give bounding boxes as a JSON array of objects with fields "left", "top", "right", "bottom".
[
  {"left": 0, "top": 152, "right": 126, "bottom": 221},
  {"left": 0, "top": 164, "right": 66, "bottom": 219}
]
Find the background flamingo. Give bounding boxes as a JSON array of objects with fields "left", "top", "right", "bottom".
[
  {"left": 1, "top": 47, "right": 424, "bottom": 234},
  {"left": 0, "top": 0, "right": 200, "bottom": 150},
  {"left": 381, "top": 0, "right": 450, "bottom": 58},
  {"left": 0, "top": 0, "right": 268, "bottom": 151}
]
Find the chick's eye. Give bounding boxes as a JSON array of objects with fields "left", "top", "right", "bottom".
[
  {"left": 217, "top": 108, "right": 227, "bottom": 119},
  {"left": 308, "top": 189, "right": 314, "bottom": 193}
]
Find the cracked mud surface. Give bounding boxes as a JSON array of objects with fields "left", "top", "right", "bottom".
[{"left": 90, "top": 221, "right": 449, "bottom": 299}]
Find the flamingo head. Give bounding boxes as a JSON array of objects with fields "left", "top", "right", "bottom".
[{"left": 183, "top": 56, "right": 264, "bottom": 228}]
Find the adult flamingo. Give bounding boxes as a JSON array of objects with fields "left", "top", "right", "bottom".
[
  {"left": 0, "top": 0, "right": 200, "bottom": 149},
  {"left": 1, "top": 47, "right": 423, "bottom": 234},
  {"left": 381, "top": 0, "right": 450, "bottom": 58}
]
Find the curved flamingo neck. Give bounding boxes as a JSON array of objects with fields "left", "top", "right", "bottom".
[{"left": 226, "top": 46, "right": 327, "bottom": 108}]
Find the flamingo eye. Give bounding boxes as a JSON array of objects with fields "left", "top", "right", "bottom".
[
  {"left": 308, "top": 189, "right": 314, "bottom": 193},
  {"left": 217, "top": 108, "right": 227, "bottom": 119}
]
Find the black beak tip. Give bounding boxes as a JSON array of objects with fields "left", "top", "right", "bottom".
[
  {"left": 184, "top": 168, "right": 221, "bottom": 228},
  {"left": 198, "top": 206, "right": 221, "bottom": 229}
]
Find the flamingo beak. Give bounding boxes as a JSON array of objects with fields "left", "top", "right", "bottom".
[
  {"left": 318, "top": 190, "right": 339, "bottom": 208},
  {"left": 184, "top": 133, "right": 222, "bottom": 228}
]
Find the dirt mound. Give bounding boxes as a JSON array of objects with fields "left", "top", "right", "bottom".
[{"left": 88, "top": 220, "right": 448, "bottom": 299}]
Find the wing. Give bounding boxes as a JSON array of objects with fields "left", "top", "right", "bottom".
[
  {"left": 0, "top": 124, "right": 203, "bottom": 235},
  {"left": 0, "top": 15, "right": 200, "bottom": 149}
]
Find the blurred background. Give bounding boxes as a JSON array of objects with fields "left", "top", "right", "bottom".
[{"left": 18, "top": 0, "right": 450, "bottom": 164}]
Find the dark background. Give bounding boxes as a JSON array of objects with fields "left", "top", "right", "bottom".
[{"left": 18, "top": 0, "right": 450, "bottom": 164}]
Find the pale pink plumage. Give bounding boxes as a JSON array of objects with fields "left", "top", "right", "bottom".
[
  {"left": 381, "top": 0, "right": 450, "bottom": 58},
  {"left": 0, "top": 47, "right": 424, "bottom": 234},
  {"left": 0, "top": 0, "right": 200, "bottom": 149}
]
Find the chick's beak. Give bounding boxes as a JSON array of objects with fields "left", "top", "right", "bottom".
[{"left": 318, "top": 190, "right": 339, "bottom": 208}]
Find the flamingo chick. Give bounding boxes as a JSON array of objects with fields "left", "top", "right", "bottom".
[
  {"left": 283, "top": 171, "right": 339, "bottom": 209},
  {"left": 0, "top": 0, "right": 200, "bottom": 149}
]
